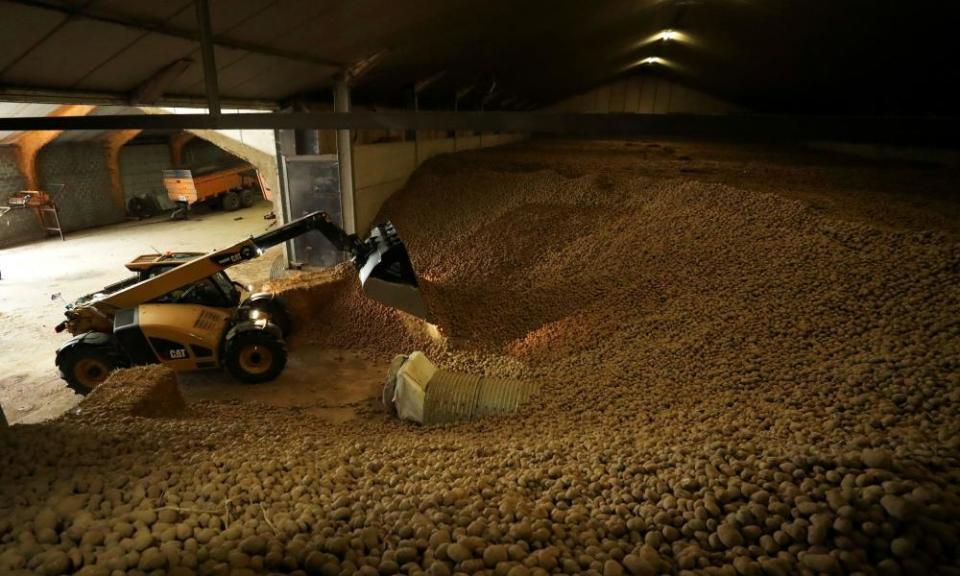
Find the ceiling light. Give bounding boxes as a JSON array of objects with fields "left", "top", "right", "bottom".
[
  {"left": 659, "top": 29, "right": 680, "bottom": 41},
  {"left": 621, "top": 56, "right": 677, "bottom": 72},
  {"left": 635, "top": 29, "right": 691, "bottom": 49}
]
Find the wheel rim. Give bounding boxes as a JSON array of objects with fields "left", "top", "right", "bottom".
[
  {"left": 238, "top": 345, "right": 273, "bottom": 375},
  {"left": 74, "top": 358, "right": 110, "bottom": 388}
]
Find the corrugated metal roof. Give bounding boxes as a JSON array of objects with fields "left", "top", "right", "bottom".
[{"left": 0, "top": 0, "right": 957, "bottom": 115}]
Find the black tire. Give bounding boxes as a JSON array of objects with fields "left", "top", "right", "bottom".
[
  {"left": 239, "top": 188, "right": 256, "bottom": 208},
  {"left": 250, "top": 297, "right": 292, "bottom": 337},
  {"left": 141, "top": 195, "right": 159, "bottom": 218},
  {"left": 58, "top": 343, "right": 122, "bottom": 395},
  {"left": 128, "top": 196, "right": 155, "bottom": 219},
  {"left": 221, "top": 191, "right": 241, "bottom": 211},
  {"left": 224, "top": 329, "right": 287, "bottom": 384},
  {"left": 127, "top": 196, "right": 144, "bottom": 218}
]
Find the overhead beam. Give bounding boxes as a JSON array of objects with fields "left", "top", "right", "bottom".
[
  {"left": 0, "top": 112, "right": 957, "bottom": 147},
  {"left": 0, "top": 85, "right": 277, "bottom": 109},
  {"left": 5, "top": 0, "right": 343, "bottom": 69}
]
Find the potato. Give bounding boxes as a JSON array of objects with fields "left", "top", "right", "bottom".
[{"left": 1, "top": 141, "right": 958, "bottom": 575}]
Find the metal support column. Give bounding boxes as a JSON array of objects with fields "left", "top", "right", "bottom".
[
  {"left": 195, "top": 0, "right": 221, "bottom": 115},
  {"left": 413, "top": 91, "right": 420, "bottom": 166},
  {"left": 334, "top": 78, "right": 356, "bottom": 234},
  {"left": 273, "top": 129, "right": 293, "bottom": 269},
  {"left": 294, "top": 128, "right": 320, "bottom": 155}
]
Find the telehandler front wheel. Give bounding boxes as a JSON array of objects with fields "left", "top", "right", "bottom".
[
  {"left": 58, "top": 343, "right": 122, "bottom": 395},
  {"left": 224, "top": 329, "right": 287, "bottom": 384}
]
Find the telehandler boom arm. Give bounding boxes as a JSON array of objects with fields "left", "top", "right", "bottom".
[
  {"left": 60, "top": 211, "right": 427, "bottom": 335},
  {"left": 251, "top": 211, "right": 366, "bottom": 256},
  {"left": 92, "top": 212, "right": 357, "bottom": 313}
]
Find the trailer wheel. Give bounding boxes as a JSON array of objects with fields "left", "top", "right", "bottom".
[
  {"left": 239, "top": 188, "right": 256, "bottom": 208},
  {"left": 222, "top": 191, "right": 241, "bottom": 211},
  {"left": 224, "top": 329, "right": 287, "bottom": 383}
]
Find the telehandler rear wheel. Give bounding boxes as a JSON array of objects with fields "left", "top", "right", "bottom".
[
  {"left": 59, "top": 344, "right": 121, "bottom": 395},
  {"left": 224, "top": 329, "right": 287, "bottom": 383}
]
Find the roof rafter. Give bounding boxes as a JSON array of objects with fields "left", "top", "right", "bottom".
[{"left": 4, "top": 0, "right": 344, "bottom": 70}]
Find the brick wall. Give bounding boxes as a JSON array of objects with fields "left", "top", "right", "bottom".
[
  {"left": 0, "top": 146, "right": 24, "bottom": 194},
  {"left": 120, "top": 143, "right": 175, "bottom": 210},
  {"left": 2, "top": 138, "right": 249, "bottom": 248},
  {"left": 0, "top": 145, "right": 44, "bottom": 248},
  {"left": 38, "top": 143, "right": 123, "bottom": 233}
]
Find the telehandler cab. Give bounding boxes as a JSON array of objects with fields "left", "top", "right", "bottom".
[{"left": 54, "top": 212, "right": 427, "bottom": 394}]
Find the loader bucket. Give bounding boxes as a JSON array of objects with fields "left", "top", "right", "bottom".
[{"left": 358, "top": 222, "right": 430, "bottom": 320}]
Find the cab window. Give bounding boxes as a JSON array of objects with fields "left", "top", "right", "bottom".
[
  {"left": 140, "top": 265, "right": 177, "bottom": 282},
  {"left": 154, "top": 278, "right": 232, "bottom": 308},
  {"left": 210, "top": 272, "right": 241, "bottom": 306}
]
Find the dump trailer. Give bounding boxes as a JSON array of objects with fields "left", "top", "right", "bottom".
[
  {"left": 54, "top": 212, "right": 428, "bottom": 394},
  {"left": 163, "top": 160, "right": 270, "bottom": 218}
]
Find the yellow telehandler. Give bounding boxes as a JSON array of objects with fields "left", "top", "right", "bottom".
[{"left": 54, "top": 212, "right": 427, "bottom": 394}]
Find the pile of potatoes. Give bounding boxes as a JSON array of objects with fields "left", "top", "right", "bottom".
[{"left": 2, "top": 140, "right": 958, "bottom": 575}]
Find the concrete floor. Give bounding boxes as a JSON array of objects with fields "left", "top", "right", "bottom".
[{"left": 0, "top": 201, "right": 283, "bottom": 424}]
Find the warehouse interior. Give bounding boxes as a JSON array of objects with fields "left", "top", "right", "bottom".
[{"left": 1, "top": 1, "right": 959, "bottom": 575}]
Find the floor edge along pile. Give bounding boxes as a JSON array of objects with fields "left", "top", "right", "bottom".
[{"left": 1, "top": 140, "right": 958, "bottom": 576}]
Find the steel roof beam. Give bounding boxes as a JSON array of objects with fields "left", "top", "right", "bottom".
[
  {"left": 0, "top": 112, "right": 956, "bottom": 147},
  {"left": 0, "top": 85, "right": 277, "bottom": 109}
]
